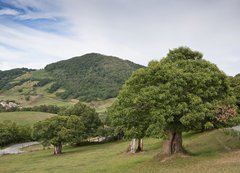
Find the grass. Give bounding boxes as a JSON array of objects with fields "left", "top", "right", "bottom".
[
  {"left": 0, "top": 111, "right": 56, "bottom": 125},
  {"left": 0, "top": 130, "right": 240, "bottom": 173}
]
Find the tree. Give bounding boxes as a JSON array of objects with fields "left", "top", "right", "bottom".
[
  {"left": 229, "top": 74, "right": 240, "bottom": 110},
  {"left": 110, "top": 47, "right": 238, "bottom": 155},
  {"left": 108, "top": 70, "right": 151, "bottom": 153},
  {"left": 32, "top": 115, "right": 84, "bottom": 155},
  {"left": 59, "top": 102, "right": 102, "bottom": 142}
]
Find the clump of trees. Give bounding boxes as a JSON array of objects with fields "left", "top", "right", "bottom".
[
  {"left": 22, "top": 105, "right": 61, "bottom": 114},
  {"left": 33, "top": 102, "right": 102, "bottom": 154},
  {"left": 109, "top": 47, "right": 239, "bottom": 155},
  {"left": 59, "top": 102, "right": 102, "bottom": 141},
  {"left": 0, "top": 121, "right": 32, "bottom": 147},
  {"left": 0, "top": 104, "right": 62, "bottom": 114}
]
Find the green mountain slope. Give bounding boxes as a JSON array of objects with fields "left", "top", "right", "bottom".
[
  {"left": 0, "top": 53, "right": 143, "bottom": 106},
  {"left": 45, "top": 53, "right": 144, "bottom": 101}
]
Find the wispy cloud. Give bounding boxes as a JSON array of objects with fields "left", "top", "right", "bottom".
[{"left": 0, "top": 8, "right": 20, "bottom": 15}]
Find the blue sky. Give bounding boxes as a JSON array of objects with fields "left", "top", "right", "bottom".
[{"left": 0, "top": 0, "right": 239, "bottom": 76}]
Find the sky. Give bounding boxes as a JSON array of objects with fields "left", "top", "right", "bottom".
[{"left": 0, "top": 0, "right": 239, "bottom": 76}]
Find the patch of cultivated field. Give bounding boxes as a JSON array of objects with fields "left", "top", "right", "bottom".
[
  {"left": 0, "top": 111, "right": 56, "bottom": 125},
  {"left": 0, "top": 130, "right": 240, "bottom": 173}
]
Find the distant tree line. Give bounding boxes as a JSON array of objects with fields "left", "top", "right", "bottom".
[{"left": 0, "top": 105, "right": 62, "bottom": 114}]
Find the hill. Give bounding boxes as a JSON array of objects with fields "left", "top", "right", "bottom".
[
  {"left": 1, "top": 130, "right": 240, "bottom": 173},
  {"left": 0, "top": 53, "right": 143, "bottom": 106},
  {"left": 45, "top": 53, "right": 144, "bottom": 101}
]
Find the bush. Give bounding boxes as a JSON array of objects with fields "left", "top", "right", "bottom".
[{"left": 0, "top": 121, "right": 32, "bottom": 147}]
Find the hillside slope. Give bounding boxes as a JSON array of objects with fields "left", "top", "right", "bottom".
[
  {"left": 45, "top": 53, "right": 144, "bottom": 101},
  {"left": 0, "top": 53, "right": 143, "bottom": 107},
  {"left": 1, "top": 130, "right": 240, "bottom": 173}
]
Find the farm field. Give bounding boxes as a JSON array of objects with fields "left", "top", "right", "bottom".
[
  {"left": 0, "top": 130, "right": 240, "bottom": 173},
  {"left": 0, "top": 111, "right": 56, "bottom": 125}
]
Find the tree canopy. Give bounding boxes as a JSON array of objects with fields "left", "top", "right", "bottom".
[
  {"left": 59, "top": 102, "right": 102, "bottom": 141},
  {"left": 109, "top": 47, "right": 238, "bottom": 155},
  {"left": 33, "top": 115, "right": 84, "bottom": 154},
  {"left": 229, "top": 74, "right": 240, "bottom": 110}
]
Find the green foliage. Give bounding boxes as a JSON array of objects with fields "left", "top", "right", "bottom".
[
  {"left": 59, "top": 102, "right": 102, "bottom": 140},
  {"left": 48, "top": 82, "right": 62, "bottom": 93},
  {"left": 0, "top": 121, "right": 32, "bottom": 147},
  {"left": 0, "top": 68, "right": 32, "bottom": 91},
  {"left": 0, "top": 104, "right": 61, "bottom": 114},
  {"left": 32, "top": 115, "right": 84, "bottom": 147},
  {"left": 229, "top": 74, "right": 240, "bottom": 110},
  {"left": 109, "top": 47, "right": 237, "bottom": 139},
  {"left": 22, "top": 105, "right": 61, "bottom": 114},
  {"left": 163, "top": 46, "right": 203, "bottom": 62},
  {"left": 45, "top": 53, "right": 143, "bottom": 101}
]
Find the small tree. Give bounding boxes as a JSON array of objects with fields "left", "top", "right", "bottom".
[
  {"left": 110, "top": 47, "right": 238, "bottom": 155},
  {"left": 32, "top": 115, "right": 84, "bottom": 155}
]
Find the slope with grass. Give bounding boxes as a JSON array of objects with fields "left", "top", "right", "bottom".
[
  {"left": 0, "top": 69, "right": 76, "bottom": 107},
  {"left": 0, "top": 111, "right": 56, "bottom": 125},
  {"left": 0, "top": 130, "right": 240, "bottom": 173}
]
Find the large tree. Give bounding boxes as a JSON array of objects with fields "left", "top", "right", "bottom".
[
  {"left": 110, "top": 47, "right": 238, "bottom": 155},
  {"left": 32, "top": 115, "right": 84, "bottom": 155}
]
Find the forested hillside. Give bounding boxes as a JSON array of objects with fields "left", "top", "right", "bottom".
[{"left": 45, "top": 53, "right": 144, "bottom": 101}]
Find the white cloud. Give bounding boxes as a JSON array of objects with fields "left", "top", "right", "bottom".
[
  {"left": 0, "top": 8, "right": 20, "bottom": 16},
  {"left": 0, "top": 0, "right": 240, "bottom": 76}
]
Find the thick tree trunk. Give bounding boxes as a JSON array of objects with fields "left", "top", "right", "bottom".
[
  {"left": 162, "top": 131, "right": 184, "bottom": 155},
  {"left": 127, "top": 139, "right": 136, "bottom": 153},
  {"left": 53, "top": 143, "right": 62, "bottom": 155},
  {"left": 136, "top": 138, "right": 143, "bottom": 152}
]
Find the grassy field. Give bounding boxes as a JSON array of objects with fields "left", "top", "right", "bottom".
[
  {"left": 0, "top": 130, "right": 240, "bottom": 173},
  {"left": 0, "top": 111, "right": 56, "bottom": 125}
]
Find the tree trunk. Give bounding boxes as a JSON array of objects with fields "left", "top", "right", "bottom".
[
  {"left": 162, "top": 131, "right": 184, "bottom": 155},
  {"left": 126, "top": 139, "right": 136, "bottom": 153},
  {"left": 53, "top": 143, "right": 62, "bottom": 155},
  {"left": 136, "top": 138, "right": 143, "bottom": 152}
]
